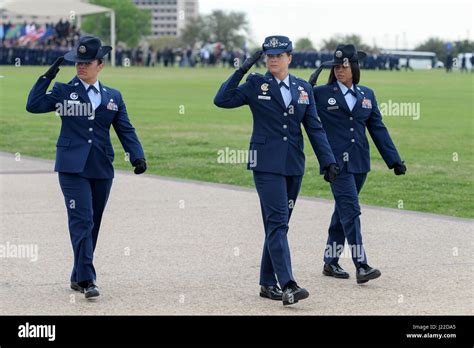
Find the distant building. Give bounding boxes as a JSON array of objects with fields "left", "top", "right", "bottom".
[{"left": 133, "top": 0, "right": 199, "bottom": 38}]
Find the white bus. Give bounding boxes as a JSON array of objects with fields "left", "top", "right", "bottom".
[{"left": 381, "top": 50, "right": 437, "bottom": 70}]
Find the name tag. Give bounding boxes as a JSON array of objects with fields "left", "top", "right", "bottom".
[
  {"left": 327, "top": 105, "right": 339, "bottom": 110},
  {"left": 258, "top": 95, "right": 271, "bottom": 100},
  {"left": 67, "top": 100, "right": 80, "bottom": 104}
]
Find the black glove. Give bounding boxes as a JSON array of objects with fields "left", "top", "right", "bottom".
[
  {"left": 42, "top": 56, "right": 64, "bottom": 80},
  {"left": 132, "top": 159, "right": 147, "bottom": 175},
  {"left": 392, "top": 161, "right": 406, "bottom": 175},
  {"left": 240, "top": 50, "right": 263, "bottom": 73},
  {"left": 323, "top": 163, "right": 339, "bottom": 183},
  {"left": 308, "top": 65, "right": 324, "bottom": 86}
]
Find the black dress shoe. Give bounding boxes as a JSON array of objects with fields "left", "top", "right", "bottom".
[
  {"left": 84, "top": 281, "right": 100, "bottom": 299},
  {"left": 356, "top": 264, "right": 381, "bottom": 284},
  {"left": 323, "top": 263, "right": 350, "bottom": 279},
  {"left": 70, "top": 281, "right": 85, "bottom": 293},
  {"left": 282, "top": 282, "right": 309, "bottom": 306},
  {"left": 259, "top": 285, "right": 283, "bottom": 300}
]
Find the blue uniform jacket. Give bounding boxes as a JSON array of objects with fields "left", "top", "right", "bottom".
[
  {"left": 313, "top": 82, "right": 401, "bottom": 173},
  {"left": 26, "top": 75, "right": 145, "bottom": 178},
  {"left": 214, "top": 69, "right": 335, "bottom": 176}
]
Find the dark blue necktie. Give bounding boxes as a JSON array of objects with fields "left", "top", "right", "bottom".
[
  {"left": 279, "top": 81, "right": 289, "bottom": 90},
  {"left": 345, "top": 88, "right": 356, "bottom": 97},
  {"left": 87, "top": 85, "right": 98, "bottom": 94}
]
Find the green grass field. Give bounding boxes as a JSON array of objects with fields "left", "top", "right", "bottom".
[{"left": 0, "top": 66, "right": 472, "bottom": 218}]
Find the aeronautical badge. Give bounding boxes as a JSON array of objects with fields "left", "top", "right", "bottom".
[
  {"left": 328, "top": 98, "right": 336, "bottom": 105},
  {"left": 261, "top": 83, "right": 269, "bottom": 92},
  {"left": 361, "top": 98, "right": 372, "bottom": 109},
  {"left": 335, "top": 50, "right": 343, "bottom": 58},
  {"left": 298, "top": 90, "right": 309, "bottom": 104},
  {"left": 78, "top": 45, "right": 87, "bottom": 54},
  {"left": 70, "top": 92, "right": 78, "bottom": 100}
]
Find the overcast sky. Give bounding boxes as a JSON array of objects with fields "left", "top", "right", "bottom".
[{"left": 199, "top": 0, "right": 473, "bottom": 49}]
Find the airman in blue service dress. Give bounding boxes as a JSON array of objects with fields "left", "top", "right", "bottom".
[
  {"left": 26, "top": 36, "right": 147, "bottom": 299},
  {"left": 311, "top": 44, "right": 407, "bottom": 284},
  {"left": 214, "top": 35, "right": 338, "bottom": 305}
]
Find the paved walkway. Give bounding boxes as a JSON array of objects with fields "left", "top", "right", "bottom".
[{"left": 0, "top": 152, "right": 472, "bottom": 315}]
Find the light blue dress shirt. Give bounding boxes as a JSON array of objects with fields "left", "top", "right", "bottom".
[
  {"left": 337, "top": 80, "right": 357, "bottom": 111},
  {"left": 80, "top": 79, "right": 102, "bottom": 110}
]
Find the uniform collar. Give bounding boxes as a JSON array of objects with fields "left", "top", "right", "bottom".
[
  {"left": 79, "top": 78, "right": 100, "bottom": 93},
  {"left": 263, "top": 71, "right": 289, "bottom": 110},
  {"left": 337, "top": 80, "right": 354, "bottom": 95},
  {"left": 274, "top": 74, "right": 290, "bottom": 87}
]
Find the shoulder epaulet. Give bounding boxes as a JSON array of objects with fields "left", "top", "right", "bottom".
[
  {"left": 100, "top": 84, "right": 119, "bottom": 95},
  {"left": 246, "top": 72, "right": 263, "bottom": 81},
  {"left": 293, "top": 76, "right": 311, "bottom": 87},
  {"left": 294, "top": 76, "right": 307, "bottom": 83},
  {"left": 355, "top": 84, "right": 373, "bottom": 95}
]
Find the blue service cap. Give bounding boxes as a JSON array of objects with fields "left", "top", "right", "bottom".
[
  {"left": 323, "top": 44, "right": 367, "bottom": 66},
  {"left": 262, "top": 35, "right": 293, "bottom": 55},
  {"left": 64, "top": 36, "right": 112, "bottom": 63}
]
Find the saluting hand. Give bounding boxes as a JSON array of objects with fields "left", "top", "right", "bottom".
[
  {"left": 240, "top": 50, "right": 263, "bottom": 74},
  {"left": 309, "top": 65, "right": 323, "bottom": 86},
  {"left": 42, "top": 56, "right": 64, "bottom": 80},
  {"left": 133, "top": 159, "right": 147, "bottom": 175},
  {"left": 392, "top": 161, "right": 407, "bottom": 175},
  {"left": 324, "top": 163, "right": 339, "bottom": 183}
]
